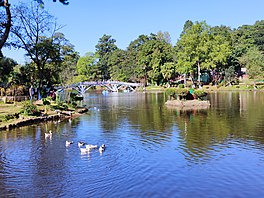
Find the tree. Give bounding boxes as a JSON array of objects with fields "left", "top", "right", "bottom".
[
  {"left": 0, "top": 0, "right": 11, "bottom": 57},
  {"left": 137, "top": 39, "right": 173, "bottom": 85},
  {"left": 251, "top": 20, "right": 264, "bottom": 53},
  {"left": 160, "top": 62, "right": 175, "bottom": 84},
  {"left": 239, "top": 46, "right": 264, "bottom": 79},
  {"left": 59, "top": 46, "right": 79, "bottom": 84},
  {"left": 0, "top": 56, "right": 16, "bottom": 86},
  {"left": 126, "top": 34, "right": 156, "bottom": 82},
  {"left": 45, "top": 32, "right": 79, "bottom": 85},
  {"left": 95, "top": 34, "right": 118, "bottom": 80},
  {"left": 156, "top": 31, "right": 171, "bottom": 44},
  {"left": 11, "top": 2, "right": 63, "bottom": 98},
  {"left": 0, "top": 0, "right": 68, "bottom": 57},
  {"left": 75, "top": 52, "right": 98, "bottom": 82},
  {"left": 35, "top": 0, "right": 69, "bottom": 5},
  {"left": 108, "top": 49, "right": 130, "bottom": 82},
  {"left": 175, "top": 21, "right": 231, "bottom": 86}
]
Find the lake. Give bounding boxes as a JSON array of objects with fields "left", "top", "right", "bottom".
[{"left": 0, "top": 91, "right": 264, "bottom": 197}]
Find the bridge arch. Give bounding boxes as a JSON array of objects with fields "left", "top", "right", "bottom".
[{"left": 71, "top": 81, "right": 143, "bottom": 96}]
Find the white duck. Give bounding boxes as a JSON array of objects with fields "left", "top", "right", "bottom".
[
  {"left": 45, "top": 130, "right": 52, "bottom": 138},
  {"left": 99, "top": 144, "right": 106, "bottom": 153},
  {"left": 79, "top": 146, "right": 88, "bottom": 153},
  {"left": 78, "top": 141, "right": 86, "bottom": 147},
  {"left": 65, "top": 140, "right": 73, "bottom": 146},
  {"left": 86, "top": 144, "right": 98, "bottom": 150}
]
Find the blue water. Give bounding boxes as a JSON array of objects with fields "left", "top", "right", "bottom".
[{"left": 0, "top": 91, "right": 264, "bottom": 197}]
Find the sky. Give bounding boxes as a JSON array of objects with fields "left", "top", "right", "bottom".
[{"left": 2, "top": 0, "right": 264, "bottom": 63}]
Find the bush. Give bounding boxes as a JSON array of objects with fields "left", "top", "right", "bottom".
[
  {"left": 178, "top": 84, "right": 185, "bottom": 88},
  {"left": 166, "top": 88, "right": 208, "bottom": 100},
  {"left": 193, "top": 90, "right": 207, "bottom": 100},
  {"left": 165, "top": 88, "right": 189, "bottom": 100},
  {"left": 21, "top": 101, "right": 41, "bottom": 116}
]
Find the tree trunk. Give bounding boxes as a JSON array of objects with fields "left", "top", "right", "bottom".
[
  {"left": 183, "top": 73, "right": 187, "bottom": 87},
  {"left": 197, "top": 61, "right": 201, "bottom": 87},
  {"left": 0, "top": 0, "right": 11, "bottom": 55}
]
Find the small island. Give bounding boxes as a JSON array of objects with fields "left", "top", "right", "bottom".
[{"left": 165, "top": 88, "right": 210, "bottom": 109}]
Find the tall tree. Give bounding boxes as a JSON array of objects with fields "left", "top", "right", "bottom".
[
  {"left": 156, "top": 31, "right": 171, "bottom": 44},
  {"left": 127, "top": 34, "right": 157, "bottom": 82},
  {"left": 108, "top": 49, "right": 131, "bottom": 82},
  {"left": 11, "top": 2, "right": 63, "bottom": 98},
  {"left": 0, "top": 0, "right": 11, "bottom": 57},
  {"left": 0, "top": 56, "right": 16, "bottom": 86},
  {"left": 252, "top": 20, "right": 264, "bottom": 53},
  {"left": 0, "top": 0, "right": 68, "bottom": 57},
  {"left": 175, "top": 21, "right": 231, "bottom": 85},
  {"left": 239, "top": 46, "right": 264, "bottom": 79},
  {"left": 137, "top": 39, "right": 173, "bottom": 85},
  {"left": 95, "top": 34, "right": 118, "bottom": 80},
  {"left": 75, "top": 52, "right": 98, "bottom": 82}
]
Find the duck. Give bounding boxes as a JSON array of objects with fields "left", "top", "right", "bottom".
[
  {"left": 79, "top": 146, "right": 88, "bottom": 153},
  {"left": 65, "top": 140, "right": 73, "bottom": 146},
  {"left": 86, "top": 144, "right": 98, "bottom": 150},
  {"left": 99, "top": 144, "right": 106, "bottom": 153},
  {"left": 45, "top": 130, "right": 52, "bottom": 138},
  {"left": 78, "top": 141, "right": 86, "bottom": 147}
]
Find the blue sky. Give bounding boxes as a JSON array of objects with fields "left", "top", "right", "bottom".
[{"left": 3, "top": 0, "right": 264, "bottom": 63}]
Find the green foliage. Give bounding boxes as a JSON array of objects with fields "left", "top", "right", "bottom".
[
  {"left": 95, "top": 34, "right": 118, "bottom": 80},
  {"left": 21, "top": 101, "right": 40, "bottom": 116},
  {"left": 42, "top": 98, "right": 51, "bottom": 105},
  {"left": 76, "top": 52, "right": 99, "bottom": 81},
  {"left": 165, "top": 87, "right": 208, "bottom": 100},
  {"left": 239, "top": 46, "right": 264, "bottom": 79},
  {"left": 165, "top": 88, "right": 188, "bottom": 99},
  {"left": 0, "top": 113, "right": 19, "bottom": 122},
  {"left": 175, "top": 20, "right": 232, "bottom": 83},
  {"left": 0, "top": 57, "right": 17, "bottom": 85},
  {"left": 137, "top": 39, "right": 173, "bottom": 85},
  {"left": 224, "top": 66, "right": 238, "bottom": 85},
  {"left": 178, "top": 84, "right": 185, "bottom": 88},
  {"left": 193, "top": 90, "right": 207, "bottom": 100}
]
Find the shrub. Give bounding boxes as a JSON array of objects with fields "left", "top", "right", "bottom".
[
  {"left": 193, "top": 90, "right": 207, "bottom": 100},
  {"left": 21, "top": 101, "right": 41, "bottom": 116},
  {"left": 178, "top": 84, "right": 185, "bottom": 88},
  {"left": 165, "top": 88, "right": 189, "bottom": 100}
]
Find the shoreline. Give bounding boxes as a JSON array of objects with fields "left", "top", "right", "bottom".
[{"left": 0, "top": 108, "right": 88, "bottom": 131}]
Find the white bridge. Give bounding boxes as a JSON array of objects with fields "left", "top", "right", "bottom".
[{"left": 71, "top": 81, "right": 143, "bottom": 95}]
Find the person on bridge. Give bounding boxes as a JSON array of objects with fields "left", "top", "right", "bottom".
[{"left": 29, "top": 85, "right": 34, "bottom": 102}]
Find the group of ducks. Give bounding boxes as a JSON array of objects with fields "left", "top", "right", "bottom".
[
  {"left": 66, "top": 140, "right": 106, "bottom": 154},
  {"left": 45, "top": 130, "right": 106, "bottom": 154}
]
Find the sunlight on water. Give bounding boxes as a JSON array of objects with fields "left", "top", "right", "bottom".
[{"left": 0, "top": 91, "right": 264, "bottom": 197}]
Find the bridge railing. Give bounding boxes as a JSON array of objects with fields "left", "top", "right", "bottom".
[{"left": 79, "top": 81, "right": 143, "bottom": 87}]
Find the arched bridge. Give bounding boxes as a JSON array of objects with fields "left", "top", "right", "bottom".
[{"left": 72, "top": 81, "right": 143, "bottom": 95}]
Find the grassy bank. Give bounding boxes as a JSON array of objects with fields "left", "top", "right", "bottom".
[{"left": 0, "top": 99, "right": 87, "bottom": 130}]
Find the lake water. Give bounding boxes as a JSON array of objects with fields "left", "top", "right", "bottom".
[{"left": 0, "top": 91, "right": 264, "bottom": 197}]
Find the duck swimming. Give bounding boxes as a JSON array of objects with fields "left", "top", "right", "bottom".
[
  {"left": 45, "top": 130, "right": 52, "bottom": 138},
  {"left": 78, "top": 141, "right": 86, "bottom": 147},
  {"left": 79, "top": 146, "right": 88, "bottom": 153},
  {"left": 86, "top": 144, "right": 98, "bottom": 150},
  {"left": 65, "top": 140, "right": 73, "bottom": 146},
  {"left": 99, "top": 144, "right": 106, "bottom": 153}
]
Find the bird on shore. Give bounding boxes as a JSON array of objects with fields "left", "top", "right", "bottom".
[
  {"left": 65, "top": 140, "right": 73, "bottom": 146},
  {"left": 45, "top": 130, "right": 52, "bottom": 138},
  {"left": 99, "top": 144, "right": 106, "bottom": 153}
]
